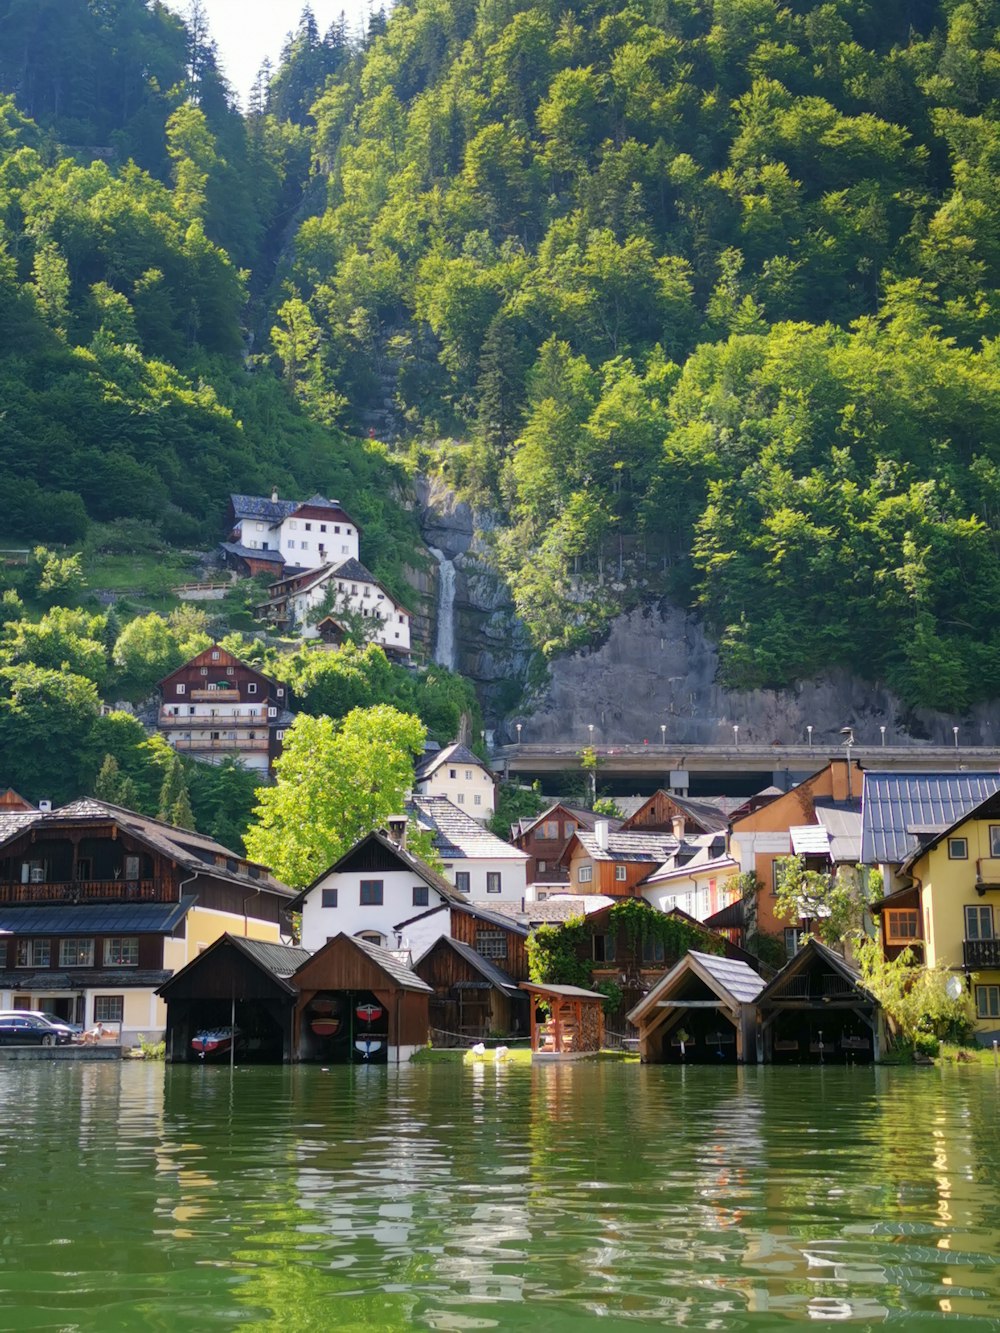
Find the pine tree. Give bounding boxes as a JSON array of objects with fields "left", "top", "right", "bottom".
[
  {"left": 95, "top": 754, "right": 122, "bottom": 803},
  {"left": 158, "top": 752, "right": 190, "bottom": 824},
  {"left": 170, "top": 784, "right": 196, "bottom": 831}
]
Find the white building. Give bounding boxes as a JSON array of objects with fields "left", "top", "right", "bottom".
[
  {"left": 409, "top": 796, "right": 529, "bottom": 905},
  {"left": 294, "top": 827, "right": 467, "bottom": 955},
  {"left": 227, "top": 492, "right": 360, "bottom": 568},
  {"left": 414, "top": 743, "right": 496, "bottom": 820},
  {"left": 256, "top": 558, "right": 412, "bottom": 655}
]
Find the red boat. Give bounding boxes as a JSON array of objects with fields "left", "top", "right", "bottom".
[
  {"left": 310, "top": 1016, "right": 341, "bottom": 1037},
  {"left": 191, "top": 1027, "right": 237, "bottom": 1060},
  {"left": 355, "top": 1004, "right": 383, "bottom": 1025}
]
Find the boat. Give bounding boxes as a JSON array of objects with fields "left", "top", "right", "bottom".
[
  {"left": 309, "top": 1016, "right": 341, "bottom": 1037},
  {"left": 191, "top": 1026, "right": 238, "bottom": 1059},
  {"left": 354, "top": 1038, "right": 383, "bottom": 1060},
  {"left": 355, "top": 1003, "right": 383, "bottom": 1024}
]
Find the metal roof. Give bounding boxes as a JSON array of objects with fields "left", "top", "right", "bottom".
[
  {"left": 814, "top": 800, "right": 863, "bottom": 864},
  {"left": 0, "top": 898, "right": 195, "bottom": 935},
  {"left": 219, "top": 541, "right": 285, "bottom": 564},
  {"left": 350, "top": 935, "right": 433, "bottom": 992},
  {"left": 860, "top": 771, "right": 1000, "bottom": 864},
  {"left": 521, "top": 982, "right": 608, "bottom": 1000},
  {"left": 230, "top": 937, "right": 311, "bottom": 978}
]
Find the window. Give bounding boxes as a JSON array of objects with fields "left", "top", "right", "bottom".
[
  {"left": 321, "top": 888, "right": 338, "bottom": 908},
  {"left": 464, "top": 770, "right": 472, "bottom": 780},
  {"left": 320, "top": 524, "right": 327, "bottom": 533},
  {"left": 412, "top": 885, "right": 429, "bottom": 907},
  {"left": 22, "top": 861, "right": 45, "bottom": 884},
  {"left": 642, "top": 937, "right": 666, "bottom": 965},
  {"left": 965, "top": 905, "right": 994, "bottom": 940},
  {"left": 884, "top": 909, "right": 921, "bottom": 944},
  {"left": 474, "top": 794, "right": 482, "bottom": 807},
  {"left": 94, "top": 996, "right": 123, "bottom": 1024},
  {"left": 948, "top": 837, "right": 968, "bottom": 859},
  {"left": 578, "top": 864, "right": 593, "bottom": 884},
  {"left": 60, "top": 938, "right": 94, "bottom": 967},
  {"left": 486, "top": 872, "right": 502, "bottom": 895},
  {"left": 226, "top": 666, "right": 234, "bottom": 676},
  {"left": 457, "top": 793, "right": 465, "bottom": 804},
  {"left": 347, "top": 527, "right": 353, "bottom": 535},
  {"left": 124, "top": 856, "right": 140, "bottom": 882},
  {"left": 277, "top": 688, "right": 284, "bottom": 698},
  {"left": 771, "top": 862, "right": 783, "bottom": 895},
  {"left": 16, "top": 940, "right": 50, "bottom": 968},
  {"left": 289, "top": 520, "right": 298, "bottom": 529},
  {"left": 976, "top": 985, "right": 1000, "bottom": 1019},
  {"left": 449, "top": 769, "right": 457, "bottom": 779},
  {"left": 783, "top": 927, "right": 803, "bottom": 959},
  {"left": 476, "top": 931, "right": 506, "bottom": 960},
  {"left": 104, "top": 937, "right": 138, "bottom": 966},
  {"left": 305, "top": 522, "right": 312, "bottom": 531},
  {"left": 176, "top": 683, "right": 185, "bottom": 696},
  {"left": 563, "top": 821, "right": 577, "bottom": 838},
  {"left": 593, "top": 934, "right": 616, "bottom": 963},
  {"left": 357, "top": 931, "right": 384, "bottom": 946},
  {"left": 334, "top": 525, "right": 341, "bottom": 533},
  {"left": 359, "top": 880, "right": 383, "bottom": 906},
  {"left": 455, "top": 872, "right": 470, "bottom": 893},
  {"left": 538, "top": 860, "right": 547, "bottom": 873},
  {"left": 275, "top": 730, "right": 285, "bottom": 741},
  {"left": 211, "top": 650, "right": 220, "bottom": 660},
  {"left": 0, "top": 941, "right": 6, "bottom": 968},
  {"left": 268, "top": 707, "right": 277, "bottom": 718},
  {"left": 542, "top": 821, "right": 559, "bottom": 840},
  {"left": 200, "top": 667, "right": 208, "bottom": 676},
  {"left": 615, "top": 865, "right": 628, "bottom": 882},
  {"left": 247, "top": 683, "right": 257, "bottom": 694},
  {"left": 991, "top": 826, "right": 1000, "bottom": 857}
]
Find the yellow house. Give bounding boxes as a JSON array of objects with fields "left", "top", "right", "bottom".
[{"left": 877, "top": 791, "right": 1000, "bottom": 1036}]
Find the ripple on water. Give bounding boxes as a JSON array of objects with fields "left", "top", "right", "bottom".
[{"left": 0, "top": 1063, "right": 998, "bottom": 1328}]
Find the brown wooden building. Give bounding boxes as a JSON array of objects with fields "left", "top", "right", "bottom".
[
  {"left": 626, "top": 950, "right": 764, "bottom": 1064},
  {"left": 158, "top": 934, "right": 310, "bottom": 1062},
  {"left": 522, "top": 982, "right": 606, "bottom": 1057},
  {"left": 566, "top": 822, "right": 679, "bottom": 898},
  {"left": 158, "top": 644, "right": 294, "bottom": 775},
  {"left": 414, "top": 936, "right": 527, "bottom": 1042},
  {"left": 293, "top": 932, "right": 431, "bottom": 1063},
  {"left": 511, "top": 803, "right": 611, "bottom": 886}
]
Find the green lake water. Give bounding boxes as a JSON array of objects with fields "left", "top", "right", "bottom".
[{"left": 0, "top": 1062, "right": 998, "bottom": 1331}]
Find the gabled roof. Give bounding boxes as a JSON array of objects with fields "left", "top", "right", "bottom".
[
  {"left": 219, "top": 541, "right": 286, "bottom": 565},
  {"left": 514, "top": 803, "right": 605, "bottom": 839},
  {"left": 860, "top": 771, "right": 1000, "bottom": 865},
  {"left": 415, "top": 742, "right": 491, "bottom": 781},
  {"left": 899, "top": 787, "right": 1000, "bottom": 873},
  {"left": 417, "top": 936, "right": 519, "bottom": 993},
  {"left": 157, "top": 932, "right": 311, "bottom": 998},
  {"left": 626, "top": 949, "right": 764, "bottom": 1025},
  {"left": 331, "top": 933, "right": 433, "bottom": 992},
  {"left": 641, "top": 853, "right": 738, "bottom": 888},
  {"left": 620, "top": 790, "right": 730, "bottom": 835},
  {"left": 814, "top": 799, "right": 863, "bottom": 863},
  {"left": 757, "top": 937, "right": 875, "bottom": 1006},
  {"left": 231, "top": 493, "right": 299, "bottom": 524},
  {"left": 574, "top": 829, "right": 679, "bottom": 863},
  {"left": 409, "top": 797, "right": 529, "bottom": 862},
  {"left": 521, "top": 981, "right": 608, "bottom": 1000},
  {"left": 290, "top": 830, "right": 465, "bottom": 911},
  {"left": 158, "top": 643, "right": 280, "bottom": 691}
]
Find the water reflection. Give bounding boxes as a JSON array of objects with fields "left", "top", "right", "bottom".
[{"left": 0, "top": 1063, "right": 997, "bottom": 1328}]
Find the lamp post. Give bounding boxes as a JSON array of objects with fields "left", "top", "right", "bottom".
[
  {"left": 733, "top": 724, "right": 739, "bottom": 748},
  {"left": 953, "top": 725, "right": 959, "bottom": 749},
  {"left": 660, "top": 724, "right": 666, "bottom": 746},
  {"left": 840, "top": 727, "right": 854, "bottom": 798},
  {"left": 879, "top": 725, "right": 886, "bottom": 748},
  {"left": 588, "top": 723, "right": 594, "bottom": 745},
  {"left": 806, "top": 725, "right": 813, "bottom": 748},
  {"left": 515, "top": 722, "right": 522, "bottom": 746}
]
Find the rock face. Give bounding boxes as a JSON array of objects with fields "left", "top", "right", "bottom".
[
  {"left": 513, "top": 601, "right": 1000, "bottom": 748},
  {"left": 411, "top": 477, "right": 535, "bottom": 719}
]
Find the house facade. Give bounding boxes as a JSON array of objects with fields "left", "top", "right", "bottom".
[
  {"left": 566, "top": 821, "right": 679, "bottom": 898},
  {"left": 158, "top": 644, "right": 294, "bottom": 774},
  {"left": 414, "top": 743, "right": 496, "bottom": 821},
  {"left": 512, "top": 803, "right": 608, "bottom": 886},
  {"left": 409, "top": 796, "right": 529, "bottom": 903},
  {"left": 0, "top": 799, "right": 294, "bottom": 1043},
  {"left": 255, "top": 559, "right": 412, "bottom": 655},
  {"left": 223, "top": 491, "right": 361, "bottom": 574},
  {"left": 640, "top": 851, "right": 740, "bottom": 921}
]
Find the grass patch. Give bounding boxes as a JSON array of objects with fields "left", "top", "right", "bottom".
[{"left": 938, "top": 1043, "right": 1000, "bottom": 1067}]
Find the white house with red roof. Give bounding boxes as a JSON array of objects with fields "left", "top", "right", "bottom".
[
  {"left": 222, "top": 491, "right": 361, "bottom": 576},
  {"left": 254, "top": 558, "right": 412, "bottom": 655}
]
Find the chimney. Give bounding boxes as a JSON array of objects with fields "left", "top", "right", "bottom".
[
  {"left": 271, "top": 487, "right": 278, "bottom": 503},
  {"left": 385, "top": 815, "right": 407, "bottom": 848},
  {"left": 595, "top": 819, "right": 609, "bottom": 851},
  {"left": 671, "top": 814, "right": 685, "bottom": 840},
  {"left": 38, "top": 799, "right": 52, "bottom": 814}
]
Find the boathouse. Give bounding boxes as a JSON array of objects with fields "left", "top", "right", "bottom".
[
  {"left": 521, "top": 981, "right": 607, "bottom": 1058},
  {"left": 625, "top": 951, "right": 764, "bottom": 1064},
  {"left": 414, "top": 935, "right": 527, "bottom": 1043},
  {"left": 757, "top": 938, "right": 883, "bottom": 1063},
  {"left": 157, "top": 934, "right": 310, "bottom": 1063},
  {"left": 292, "top": 932, "right": 431, "bottom": 1064}
]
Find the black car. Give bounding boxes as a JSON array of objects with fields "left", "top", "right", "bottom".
[{"left": 0, "top": 1014, "right": 74, "bottom": 1046}]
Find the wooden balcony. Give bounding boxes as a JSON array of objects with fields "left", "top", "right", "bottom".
[
  {"left": 963, "top": 938, "right": 1000, "bottom": 969},
  {"left": 168, "top": 737, "right": 269, "bottom": 752},
  {"left": 159, "top": 712, "right": 263, "bottom": 727},
  {"left": 0, "top": 879, "right": 159, "bottom": 905},
  {"left": 190, "top": 689, "right": 241, "bottom": 701}
]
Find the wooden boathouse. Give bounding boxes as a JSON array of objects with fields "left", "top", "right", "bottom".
[
  {"left": 756, "top": 938, "right": 884, "bottom": 1063},
  {"left": 625, "top": 950, "right": 764, "bottom": 1063},
  {"left": 414, "top": 935, "right": 527, "bottom": 1042}
]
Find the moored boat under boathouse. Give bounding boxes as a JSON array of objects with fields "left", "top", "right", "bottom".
[
  {"left": 756, "top": 937, "right": 884, "bottom": 1063},
  {"left": 626, "top": 950, "right": 765, "bottom": 1063}
]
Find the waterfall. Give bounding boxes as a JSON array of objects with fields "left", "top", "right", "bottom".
[{"left": 430, "top": 547, "right": 457, "bottom": 670}]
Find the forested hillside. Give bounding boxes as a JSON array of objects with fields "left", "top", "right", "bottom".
[{"left": 275, "top": 0, "right": 1000, "bottom": 712}]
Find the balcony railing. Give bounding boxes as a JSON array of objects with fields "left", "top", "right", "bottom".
[
  {"left": 190, "top": 689, "right": 241, "bottom": 701},
  {"left": 963, "top": 938, "right": 1000, "bottom": 968},
  {"left": 168, "top": 736, "right": 269, "bottom": 751},
  {"left": 159, "top": 713, "right": 263, "bottom": 726},
  {"left": 0, "top": 879, "right": 158, "bottom": 905}
]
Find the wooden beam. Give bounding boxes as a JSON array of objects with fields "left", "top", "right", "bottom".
[{"left": 655, "top": 999, "right": 726, "bottom": 1008}]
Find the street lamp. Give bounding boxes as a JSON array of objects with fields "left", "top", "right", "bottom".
[
  {"left": 660, "top": 724, "right": 666, "bottom": 746},
  {"left": 879, "top": 725, "right": 886, "bottom": 748},
  {"left": 806, "top": 725, "right": 813, "bottom": 748},
  {"left": 588, "top": 723, "right": 595, "bottom": 745},
  {"left": 840, "top": 727, "right": 854, "bottom": 797},
  {"left": 953, "top": 726, "right": 959, "bottom": 749},
  {"left": 515, "top": 722, "right": 522, "bottom": 746},
  {"left": 733, "top": 724, "right": 739, "bottom": 748}
]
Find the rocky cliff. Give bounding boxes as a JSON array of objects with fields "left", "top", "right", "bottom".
[{"left": 512, "top": 601, "right": 1000, "bottom": 749}]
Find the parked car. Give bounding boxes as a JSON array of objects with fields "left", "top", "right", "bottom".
[{"left": 0, "top": 1013, "right": 75, "bottom": 1045}]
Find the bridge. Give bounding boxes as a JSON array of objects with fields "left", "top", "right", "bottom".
[{"left": 491, "top": 742, "right": 1000, "bottom": 797}]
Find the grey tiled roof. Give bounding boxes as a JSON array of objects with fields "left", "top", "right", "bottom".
[
  {"left": 219, "top": 541, "right": 286, "bottom": 564},
  {"left": 351, "top": 935, "right": 433, "bottom": 992},
  {"left": 860, "top": 771, "right": 1000, "bottom": 864},
  {"left": 416, "top": 742, "right": 488, "bottom": 780},
  {"left": 575, "top": 830, "right": 679, "bottom": 863},
  {"left": 231, "top": 493, "right": 299, "bottom": 523},
  {"left": 687, "top": 950, "right": 765, "bottom": 1004},
  {"left": 230, "top": 937, "right": 311, "bottom": 978},
  {"left": 409, "top": 797, "right": 529, "bottom": 861},
  {"left": 0, "top": 969, "right": 171, "bottom": 991},
  {"left": 0, "top": 897, "right": 196, "bottom": 936}
]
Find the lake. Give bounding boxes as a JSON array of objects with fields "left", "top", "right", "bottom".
[{"left": 0, "top": 1061, "right": 998, "bottom": 1329}]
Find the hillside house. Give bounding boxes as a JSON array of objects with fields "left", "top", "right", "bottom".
[
  {"left": 255, "top": 559, "right": 412, "bottom": 655},
  {"left": 0, "top": 799, "right": 294, "bottom": 1043},
  {"left": 158, "top": 644, "right": 295, "bottom": 775},
  {"left": 414, "top": 742, "right": 496, "bottom": 821},
  {"left": 222, "top": 491, "right": 360, "bottom": 575}
]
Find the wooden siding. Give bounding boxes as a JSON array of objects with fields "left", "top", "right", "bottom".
[
  {"left": 293, "top": 935, "right": 430, "bottom": 1049},
  {"left": 449, "top": 908, "right": 529, "bottom": 981},
  {"left": 160, "top": 941, "right": 293, "bottom": 1003},
  {"left": 623, "top": 791, "right": 698, "bottom": 835}
]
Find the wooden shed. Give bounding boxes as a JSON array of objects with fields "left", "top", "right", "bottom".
[
  {"left": 625, "top": 950, "right": 764, "bottom": 1064},
  {"left": 157, "top": 934, "right": 310, "bottom": 1063},
  {"left": 292, "top": 932, "right": 432, "bottom": 1064},
  {"left": 414, "top": 936, "right": 527, "bottom": 1043},
  {"left": 757, "top": 938, "right": 884, "bottom": 1063},
  {"left": 521, "top": 982, "right": 607, "bottom": 1059}
]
